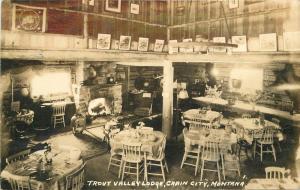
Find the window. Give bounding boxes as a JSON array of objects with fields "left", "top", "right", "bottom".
[{"left": 31, "top": 72, "right": 71, "bottom": 97}]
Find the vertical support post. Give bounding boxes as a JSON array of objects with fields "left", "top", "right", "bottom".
[
  {"left": 207, "top": 0, "right": 211, "bottom": 40},
  {"left": 167, "top": 27, "right": 171, "bottom": 43},
  {"left": 83, "top": 14, "right": 89, "bottom": 49},
  {"left": 162, "top": 61, "right": 174, "bottom": 140}
]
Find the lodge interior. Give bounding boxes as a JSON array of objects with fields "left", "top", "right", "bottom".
[{"left": 1, "top": 0, "right": 300, "bottom": 189}]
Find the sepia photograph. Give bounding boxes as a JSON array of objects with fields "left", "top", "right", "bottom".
[{"left": 1, "top": 0, "right": 300, "bottom": 190}]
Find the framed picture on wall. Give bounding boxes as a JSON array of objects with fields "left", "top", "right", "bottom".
[
  {"left": 138, "top": 37, "right": 149, "bottom": 51},
  {"left": 119, "top": 35, "right": 131, "bottom": 50},
  {"left": 168, "top": 40, "right": 178, "bottom": 54},
  {"left": 231, "top": 35, "right": 247, "bottom": 52},
  {"left": 154, "top": 39, "right": 164, "bottom": 52},
  {"left": 97, "top": 34, "right": 111, "bottom": 50},
  {"left": 13, "top": 4, "right": 47, "bottom": 32},
  {"left": 130, "top": 3, "right": 139, "bottom": 14},
  {"left": 105, "top": 0, "right": 121, "bottom": 13},
  {"left": 213, "top": 37, "right": 226, "bottom": 53},
  {"left": 259, "top": 33, "right": 277, "bottom": 51}
]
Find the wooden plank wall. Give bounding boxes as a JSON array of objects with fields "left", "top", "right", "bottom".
[
  {"left": 169, "top": 0, "right": 292, "bottom": 41},
  {"left": 2, "top": 0, "right": 168, "bottom": 41}
]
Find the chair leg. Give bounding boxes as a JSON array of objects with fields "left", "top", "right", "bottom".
[
  {"left": 180, "top": 152, "right": 187, "bottom": 168},
  {"left": 195, "top": 153, "right": 200, "bottom": 176},
  {"left": 200, "top": 160, "right": 204, "bottom": 181},
  {"left": 164, "top": 159, "right": 169, "bottom": 173},
  {"left": 108, "top": 155, "right": 112, "bottom": 171},
  {"left": 144, "top": 157, "right": 148, "bottom": 182},
  {"left": 121, "top": 161, "right": 126, "bottom": 181},
  {"left": 221, "top": 155, "right": 225, "bottom": 180},
  {"left": 260, "top": 144, "right": 263, "bottom": 162},
  {"left": 160, "top": 161, "right": 166, "bottom": 182},
  {"left": 272, "top": 145, "right": 277, "bottom": 162},
  {"left": 217, "top": 161, "right": 221, "bottom": 182},
  {"left": 136, "top": 163, "right": 139, "bottom": 182},
  {"left": 118, "top": 160, "right": 123, "bottom": 179}
]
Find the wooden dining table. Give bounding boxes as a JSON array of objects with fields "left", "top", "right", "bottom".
[
  {"left": 1, "top": 145, "right": 83, "bottom": 190},
  {"left": 233, "top": 118, "right": 283, "bottom": 144},
  {"left": 182, "top": 109, "right": 222, "bottom": 125},
  {"left": 110, "top": 129, "right": 165, "bottom": 157}
]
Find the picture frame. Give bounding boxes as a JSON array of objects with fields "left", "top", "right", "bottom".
[
  {"left": 130, "top": 3, "right": 139, "bottom": 15},
  {"left": 105, "top": 0, "right": 121, "bottom": 13},
  {"left": 181, "top": 38, "right": 193, "bottom": 53},
  {"left": 228, "top": 0, "right": 239, "bottom": 9},
  {"left": 168, "top": 40, "right": 178, "bottom": 54},
  {"left": 259, "top": 33, "right": 277, "bottom": 51},
  {"left": 213, "top": 37, "right": 226, "bottom": 53},
  {"left": 231, "top": 35, "right": 247, "bottom": 52},
  {"left": 119, "top": 35, "right": 131, "bottom": 50},
  {"left": 138, "top": 37, "right": 149, "bottom": 52},
  {"left": 283, "top": 31, "right": 300, "bottom": 51},
  {"left": 154, "top": 39, "right": 164, "bottom": 52},
  {"left": 97, "top": 34, "right": 111, "bottom": 50},
  {"left": 12, "top": 4, "right": 47, "bottom": 32}
]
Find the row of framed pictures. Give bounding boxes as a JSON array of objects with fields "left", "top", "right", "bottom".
[
  {"left": 97, "top": 34, "right": 165, "bottom": 52},
  {"left": 96, "top": 31, "right": 300, "bottom": 53}
]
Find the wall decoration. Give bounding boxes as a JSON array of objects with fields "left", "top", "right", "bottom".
[
  {"left": 12, "top": 4, "right": 47, "bottom": 32},
  {"left": 168, "top": 40, "right": 178, "bottom": 54},
  {"left": 97, "top": 34, "right": 111, "bottom": 50},
  {"left": 138, "top": 37, "right": 149, "bottom": 52},
  {"left": 283, "top": 31, "right": 300, "bottom": 51},
  {"left": 105, "top": 0, "right": 121, "bottom": 13},
  {"left": 259, "top": 33, "right": 277, "bottom": 51},
  {"left": 213, "top": 37, "right": 226, "bottom": 53},
  {"left": 154, "top": 39, "right": 164, "bottom": 52},
  {"left": 231, "top": 35, "right": 247, "bottom": 52},
  {"left": 130, "top": 41, "right": 138, "bottom": 50},
  {"left": 130, "top": 3, "right": 139, "bottom": 14},
  {"left": 229, "top": 0, "right": 239, "bottom": 9},
  {"left": 119, "top": 36, "right": 131, "bottom": 50},
  {"left": 181, "top": 38, "right": 193, "bottom": 53},
  {"left": 111, "top": 39, "right": 119, "bottom": 50}
]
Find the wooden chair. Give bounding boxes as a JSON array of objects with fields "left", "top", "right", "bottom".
[
  {"left": 8, "top": 173, "right": 43, "bottom": 190},
  {"left": 52, "top": 103, "right": 66, "bottom": 128},
  {"left": 145, "top": 136, "right": 169, "bottom": 182},
  {"left": 6, "top": 149, "right": 31, "bottom": 165},
  {"left": 108, "top": 136, "right": 123, "bottom": 178},
  {"left": 200, "top": 141, "right": 222, "bottom": 182},
  {"left": 66, "top": 162, "right": 86, "bottom": 190},
  {"left": 271, "top": 117, "right": 284, "bottom": 152},
  {"left": 242, "top": 113, "right": 252, "bottom": 119},
  {"left": 235, "top": 126, "right": 252, "bottom": 160},
  {"left": 180, "top": 128, "right": 201, "bottom": 176},
  {"left": 220, "top": 145, "right": 241, "bottom": 180},
  {"left": 121, "top": 142, "right": 144, "bottom": 182},
  {"left": 265, "top": 167, "right": 290, "bottom": 179},
  {"left": 254, "top": 126, "right": 277, "bottom": 162}
]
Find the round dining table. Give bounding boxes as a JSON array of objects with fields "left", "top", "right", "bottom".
[
  {"left": 233, "top": 118, "right": 283, "bottom": 144},
  {"left": 184, "top": 128, "right": 238, "bottom": 151},
  {"left": 1, "top": 145, "right": 83, "bottom": 190},
  {"left": 182, "top": 109, "right": 222, "bottom": 127},
  {"left": 110, "top": 129, "right": 165, "bottom": 157}
]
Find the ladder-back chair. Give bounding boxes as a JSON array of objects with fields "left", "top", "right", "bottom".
[{"left": 52, "top": 103, "right": 66, "bottom": 128}]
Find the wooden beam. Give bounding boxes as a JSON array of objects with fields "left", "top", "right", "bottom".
[
  {"left": 0, "top": 49, "right": 167, "bottom": 62},
  {"left": 162, "top": 60, "right": 173, "bottom": 140}
]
